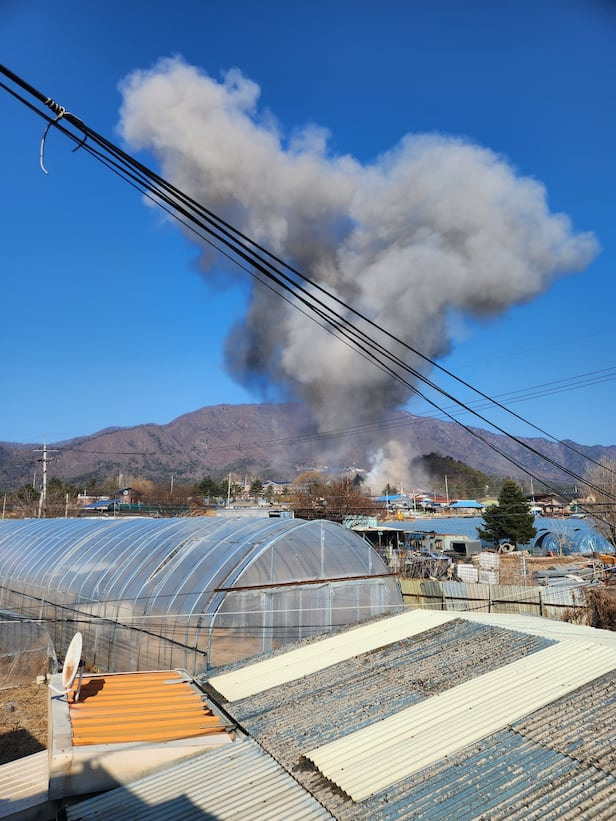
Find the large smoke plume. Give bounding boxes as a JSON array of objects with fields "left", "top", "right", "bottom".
[{"left": 119, "top": 58, "right": 598, "bottom": 439}]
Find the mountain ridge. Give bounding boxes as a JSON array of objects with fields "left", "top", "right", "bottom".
[{"left": 0, "top": 402, "right": 614, "bottom": 489}]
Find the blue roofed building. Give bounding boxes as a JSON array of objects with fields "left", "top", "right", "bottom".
[{"left": 448, "top": 499, "right": 485, "bottom": 513}]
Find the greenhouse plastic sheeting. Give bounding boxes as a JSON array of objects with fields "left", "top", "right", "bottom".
[
  {"left": 0, "top": 517, "right": 401, "bottom": 673},
  {"left": 0, "top": 612, "right": 57, "bottom": 689}
]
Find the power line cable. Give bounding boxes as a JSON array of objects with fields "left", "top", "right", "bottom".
[
  {"left": 61, "top": 364, "right": 616, "bottom": 457},
  {"left": 1, "top": 66, "right": 615, "bottom": 511}
]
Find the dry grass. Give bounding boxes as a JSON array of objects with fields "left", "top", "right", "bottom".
[
  {"left": 497, "top": 552, "right": 597, "bottom": 586},
  {"left": 586, "top": 587, "right": 616, "bottom": 631},
  {"left": 0, "top": 682, "right": 48, "bottom": 765}
]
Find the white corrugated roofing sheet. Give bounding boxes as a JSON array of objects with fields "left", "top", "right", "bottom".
[
  {"left": 463, "top": 611, "right": 616, "bottom": 648},
  {"left": 0, "top": 750, "right": 53, "bottom": 820},
  {"left": 209, "top": 608, "right": 616, "bottom": 702},
  {"left": 66, "top": 738, "right": 333, "bottom": 820},
  {"left": 304, "top": 639, "right": 616, "bottom": 801},
  {"left": 209, "top": 610, "right": 456, "bottom": 701}
]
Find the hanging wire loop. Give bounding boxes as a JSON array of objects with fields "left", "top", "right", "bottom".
[{"left": 39, "top": 98, "right": 67, "bottom": 174}]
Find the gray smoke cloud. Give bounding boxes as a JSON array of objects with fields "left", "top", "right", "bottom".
[
  {"left": 119, "top": 57, "right": 598, "bottom": 432},
  {"left": 364, "top": 441, "right": 427, "bottom": 497}
]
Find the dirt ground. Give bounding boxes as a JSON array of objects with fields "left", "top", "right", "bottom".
[
  {"left": 497, "top": 552, "right": 603, "bottom": 585},
  {"left": 0, "top": 682, "right": 48, "bottom": 765}
]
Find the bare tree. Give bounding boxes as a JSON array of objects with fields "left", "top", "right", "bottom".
[
  {"left": 289, "top": 476, "right": 381, "bottom": 523},
  {"left": 584, "top": 459, "right": 616, "bottom": 549}
]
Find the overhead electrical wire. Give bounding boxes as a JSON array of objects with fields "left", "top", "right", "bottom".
[
  {"left": 55, "top": 363, "right": 616, "bottom": 506},
  {"left": 426, "top": 366, "right": 616, "bottom": 420},
  {"left": 0, "top": 70, "right": 610, "bottom": 510},
  {"left": 42, "top": 110, "right": 608, "bottom": 479},
  {"left": 1, "top": 574, "right": 594, "bottom": 631},
  {"left": 65, "top": 365, "right": 616, "bottom": 455},
  {"left": 1, "top": 64, "right": 615, "bottom": 516},
  {"left": 5, "top": 552, "right": 601, "bottom": 627}
]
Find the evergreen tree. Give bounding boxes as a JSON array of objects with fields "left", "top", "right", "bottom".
[
  {"left": 413, "top": 453, "right": 491, "bottom": 499},
  {"left": 195, "top": 475, "right": 223, "bottom": 499},
  {"left": 477, "top": 479, "right": 536, "bottom": 547},
  {"left": 382, "top": 483, "right": 399, "bottom": 496},
  {"left": 249, "top": 478, "right": 264, "bottom": 499}
]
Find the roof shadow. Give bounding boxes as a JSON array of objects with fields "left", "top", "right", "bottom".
[{"left": 0, "top": 727, "right": 45, "bottom": 766}]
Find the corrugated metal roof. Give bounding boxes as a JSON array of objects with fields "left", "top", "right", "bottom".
[
  {"left": 46, "top": 612, "right": 616, "bottom": 819},
  {"left": 0, "top": 750, "right": 55, "bottom": 820},
  {"left": 512, "top": 669, "right": 616, "bottom": 772},
  {"left": 304, "top": 639, "right": 616, "bottom": 801},
  {"left": 209, "top": 609, "right": 457, "bottom": 701},
  {"left": 69, "top": 670, "right": 229, "bottom": 745},
  {"left": 343, "top": 728, "right": 616, "bottom": 821},
  {"left": 209, "top": 607, "right": 616, "bottom": 703},
  {"left": 216, "top": 620, "right": 552, "bottom": 819},
  {"left": 463, "top": 611, "right": 616, "bottom": 648},
  {"left": 66, "top": 738, "right": 333, "bottom": 820},
  {"left": 227, "top": 619, "right": 551, "bottom": 757},
  {"left": 207, "top": 614, "right": 616, "bottom": 819}
]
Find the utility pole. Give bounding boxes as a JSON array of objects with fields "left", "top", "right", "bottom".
[{"left": 34, "top": 441, "right": 58, "bottom": 518}]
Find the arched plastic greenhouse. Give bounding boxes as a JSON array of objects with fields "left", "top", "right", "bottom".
[
  {"left": 532, "top": 526, "right": 613, "bottom": 556},
  {"left": 0, "top": 516, "right": 402, "bottom": 674}
]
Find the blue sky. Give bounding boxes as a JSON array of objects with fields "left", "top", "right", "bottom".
[{"left": 1, "top": 0, "right": 615, "bottom": 449}]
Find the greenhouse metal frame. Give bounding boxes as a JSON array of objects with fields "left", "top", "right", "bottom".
[{"left": 0, "top": 516, "right": 402, "bottom": 674}]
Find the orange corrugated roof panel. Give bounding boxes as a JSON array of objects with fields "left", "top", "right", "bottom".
[{"left": 67, "top": 670, "right": 229, "bottom": 746}]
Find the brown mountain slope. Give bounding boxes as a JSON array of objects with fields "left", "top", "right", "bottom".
[{"left": 0, "top": 403, "right": 614, "bottom": 488}]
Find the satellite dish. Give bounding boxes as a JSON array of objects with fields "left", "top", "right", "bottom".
[{"left": 62, "top": 632, "right": 83, "bottom": 692}]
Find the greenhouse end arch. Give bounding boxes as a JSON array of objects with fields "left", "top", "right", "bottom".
[{"left": 0, "top": 516, "right": 402, "bottom": 674}]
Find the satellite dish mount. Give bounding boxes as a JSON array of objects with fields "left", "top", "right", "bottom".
[{"left": 62, "top": 632, "right": 84, "bottom": 702}]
